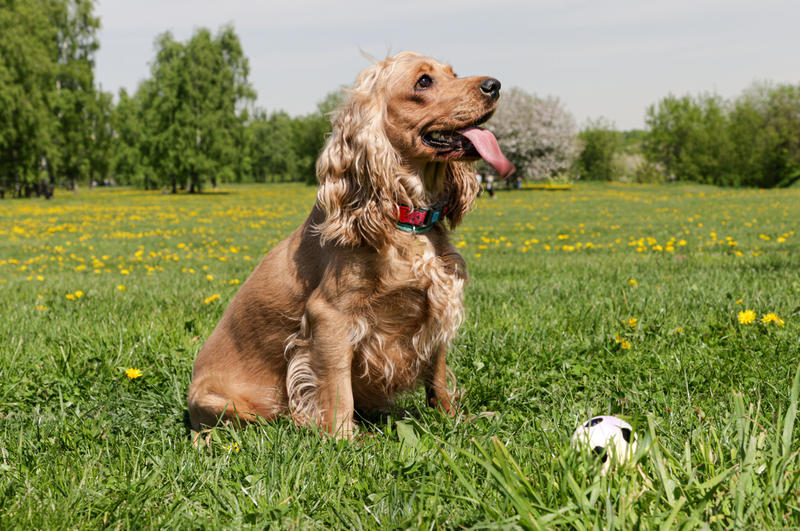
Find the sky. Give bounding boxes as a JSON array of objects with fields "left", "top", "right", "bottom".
[{"left": 95, "top": 0, "right": 800, "bottom": 131}]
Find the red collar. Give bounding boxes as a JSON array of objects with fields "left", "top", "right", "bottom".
[{"left": 395, "top": 201, "right": 449, "bottom": 233}]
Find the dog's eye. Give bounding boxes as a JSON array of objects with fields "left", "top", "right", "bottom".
[{"left": 415, "top": 74, "right": 433, "bottom": 90}]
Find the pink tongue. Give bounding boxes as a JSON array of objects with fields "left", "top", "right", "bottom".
[{"left": 458, "top": 127, "right": 515, "bottom": 178}]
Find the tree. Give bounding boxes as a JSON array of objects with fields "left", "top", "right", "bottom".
[
  {"left": 728, "top": 83, "right": 800, "bottom": 187},
  {"left": 46, "top": 0, "right": 102, "bottom": 191},
  {"left": 487, "top": 87, "right": 578, "bottom": 180},
  {"left": 243, "top": 90, "right": 342, "bottom": 184},
  {"left": 0, "top": 0, "right": 58, "bottom": 196},
  {"left": 576, "top": 118, "right": 622, "bottom": 181},
  {"left": 248, "top": 110, "right": 299, "bottom": 182},
  {"left": 0, "top": 0, "right": 105, "bottom": 197},
  {"left": 644, "top": 94, "right": 731, "bottom": 185},
  {"left": 138, "top": 26, "right": 254, "bottom": 192},
  {"left": 295, "top": 90, "right": 343, "bottom": 185}
]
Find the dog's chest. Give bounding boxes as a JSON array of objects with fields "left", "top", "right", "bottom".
[{"left": 348, "top": 235, "right": 465, "bottom": 392}]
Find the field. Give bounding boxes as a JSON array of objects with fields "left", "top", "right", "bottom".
[{"left": 1, "top": 182, "right": 799, "bottom": 528}]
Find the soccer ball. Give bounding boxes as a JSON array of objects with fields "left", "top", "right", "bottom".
[{"left": 572, "top": 415, "right": 637, "bottom": 472}]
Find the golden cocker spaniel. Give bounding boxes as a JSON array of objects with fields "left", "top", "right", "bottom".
[{"left": 188, "top": 52, "right": 514, "bottom": 437}]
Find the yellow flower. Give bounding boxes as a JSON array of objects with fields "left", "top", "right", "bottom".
[
  {"left": 204, "top": 293, "right": 220, "bottom": 304},
  {"left": 36, "top": 305, "right": 48, "bottom": 311},
  {"left": 121, "top": 269, "right": 130, "bottom": 275},
  {"left": 615, "top": 335, "right": 632, "bottom": 350},
  {"left": 738, "top": 310, "right": 756, "bottom": 325},
  {"left": 628, "top": 279, "right": 638, "bottom": 287},
  {"left": 65, "top": 293, "right": 75, "bottom": 300},
  {"left": 125, "top": 368, "right": 143, "bottom": 379},
  {"left": 628, "top": 318, "right": 638, "bottom": 328},
  {"left": 74, "top": 290, "right": 84, "bottom": 298},
  {"left": 117, "top": 285, "right": 126, "bottom": 291},
  {"left": 206, "top": 274, "right": 214, "bottom": 281},
  {"left": 735, "top": 299, "right": 743, "bottom": 305},
  {"left": 226, "top": 442, "right": 241, "bottom": 454},
  {"left": 761, "top": 313, "right": 785, "bottom": 326}
]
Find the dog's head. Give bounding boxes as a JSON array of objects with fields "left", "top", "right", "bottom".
[{"left": 316, "top": 52, "right": 513, "bottom": 248}]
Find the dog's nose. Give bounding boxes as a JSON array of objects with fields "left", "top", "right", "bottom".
[{"left": 480, "top": 78, "right": 501, "bottom": 100}]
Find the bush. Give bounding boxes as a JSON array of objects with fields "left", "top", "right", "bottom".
[
  {"left": 575, "top": 118, "right": 622, "bottom": 181},
  {"left": 643, "top": 83, "right": 800, "bottom": 188}
]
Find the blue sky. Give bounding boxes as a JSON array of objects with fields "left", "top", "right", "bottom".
[{"left": 95, "top": 0, "right": 800, "bottom": 130}]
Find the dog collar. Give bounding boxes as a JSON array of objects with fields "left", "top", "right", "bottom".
[{"left": 395, "top": 201, "right": 449, "bottom": 233}]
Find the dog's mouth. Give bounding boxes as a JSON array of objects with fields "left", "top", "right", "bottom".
[{"left": 421, "top": 121, "right": 515, "bottom": 178}]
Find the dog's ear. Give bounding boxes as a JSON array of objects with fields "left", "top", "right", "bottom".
[
  {"left": 444, "top": 161, "right": 480, "bottom": 228},
  {"left": 315, "top": 58, "right": 419, "bottom": 249},
  {"left": 315, "top": 93, "right": 401, "bottom": 248}
]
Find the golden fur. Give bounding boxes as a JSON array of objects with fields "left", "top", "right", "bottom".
[{"left": 188, "top": 52, "right": 503, "bottom": 437}]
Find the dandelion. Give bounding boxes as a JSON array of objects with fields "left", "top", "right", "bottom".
[
  {"left": 125, "top": 368, "right": 143, "bottom": 379},
  {"left": 36, "top": 305, "right": 48, "bottom": 311},
  {"left": 117, "top": 285, "right": 126, "bottom": 291},
  {"left": 628, "top": 279, "right": 638, "bottom": 287},
  {"left": 121, "top": 269, "right": 130, "bottom": 275},
  {"left": 74, "top": 290, "right": 84, "bottom": 298},
  {"left": 738, "top": 309, "right": 756, "bottom": 325},
  {"left": 761, "top": 313, "right": 785, "bottom": 326},
  {"left": 206, "top": 274, "right": 214, "bottom": 281},
  {"left": 204, "top": 293, "right": 220, "bottom": 304},
  {"left": 226, "top": 442, "right": 241, "bottom": 454},
  {"left": 628, "top": 318, "right": 638, "bottom": 328},
  {"left": 615, "top": 335, "right": 632, "bottom": 350},
  {"left": 735, "top": 299, "right": 743, "bottom": 305}
]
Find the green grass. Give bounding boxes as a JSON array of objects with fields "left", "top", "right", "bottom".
[{"left": 1, "top": 182, "right": 799, "bottom": 528}]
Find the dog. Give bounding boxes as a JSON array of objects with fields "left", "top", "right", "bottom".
[{"left": 188, "top": 52, "right": 514, "bottom": 437}]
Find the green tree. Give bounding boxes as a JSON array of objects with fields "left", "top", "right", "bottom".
[
  {"left": 0, "top": 0, "right": 106, "bottom": 198},
  {"left": 139, "top": 27, "right": 254, "bottom": 193},
  {"left": 0, "top": 0, "right": 58, "bottom": 197},
  {"left": 46, "top": 0, "right": 102, "bottom": 191},
  {"left": 248, "top": 110, "right": 299, "bottom": 182},
  {"left": 243, "top": 90, "right": 342, "bottom": 185},
  {"left": 109, "top": 88, "right": 146, "bottom": 186},
  {"left": 644, "top": 94, "right": 731, "bottom": 184},
  {"left": 576, "top": 118, "right": 622, "bottom": 181},
  {"left": 295, "top": 91, "right": 343, "bottom": 185},
  {"left": 728, "top": 83, "right": 800, "bottom": 187}
]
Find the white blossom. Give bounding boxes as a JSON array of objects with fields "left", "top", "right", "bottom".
[{"left": 488, "top": 88, "right": 578, "bottom": 180}]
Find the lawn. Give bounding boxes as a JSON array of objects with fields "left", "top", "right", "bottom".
[{"left": 1, "top": 182, "right": 799, "bottom": 528}]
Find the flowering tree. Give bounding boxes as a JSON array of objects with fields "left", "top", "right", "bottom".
[{"left": 487, "top": 87, "right": 578, "bottom": 180}]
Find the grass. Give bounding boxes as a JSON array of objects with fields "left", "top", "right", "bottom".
[{"left": 1, "top": 182, "right": 799, "bottom": 528}]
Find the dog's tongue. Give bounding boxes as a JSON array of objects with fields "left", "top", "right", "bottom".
[{"left": 459, "top": 127, "right": 515, "bottom": 178}]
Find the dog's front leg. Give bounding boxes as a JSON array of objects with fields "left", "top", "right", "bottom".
[
  {"left": 424, "top": 345, "right": 456, "bottom": 416},
  {"left": 305, "top": 295, "right": 355, "bottom": 438}
]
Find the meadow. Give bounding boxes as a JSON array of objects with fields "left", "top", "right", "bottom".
[{"left": 1, "top": 182, "right": 798, "bottom": 528}]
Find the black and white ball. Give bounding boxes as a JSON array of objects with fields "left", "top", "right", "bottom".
[{"left": 572, "top": 415, "right": 637, "bottom": 471}]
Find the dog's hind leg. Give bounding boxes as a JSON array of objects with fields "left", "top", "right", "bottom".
[{"left": 187, "top": 380, "right": 285, "bottom": 430}]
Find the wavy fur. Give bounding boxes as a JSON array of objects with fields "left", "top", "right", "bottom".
[{"left": 188, "top": 52, "right": 501, "bottom": 437}]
